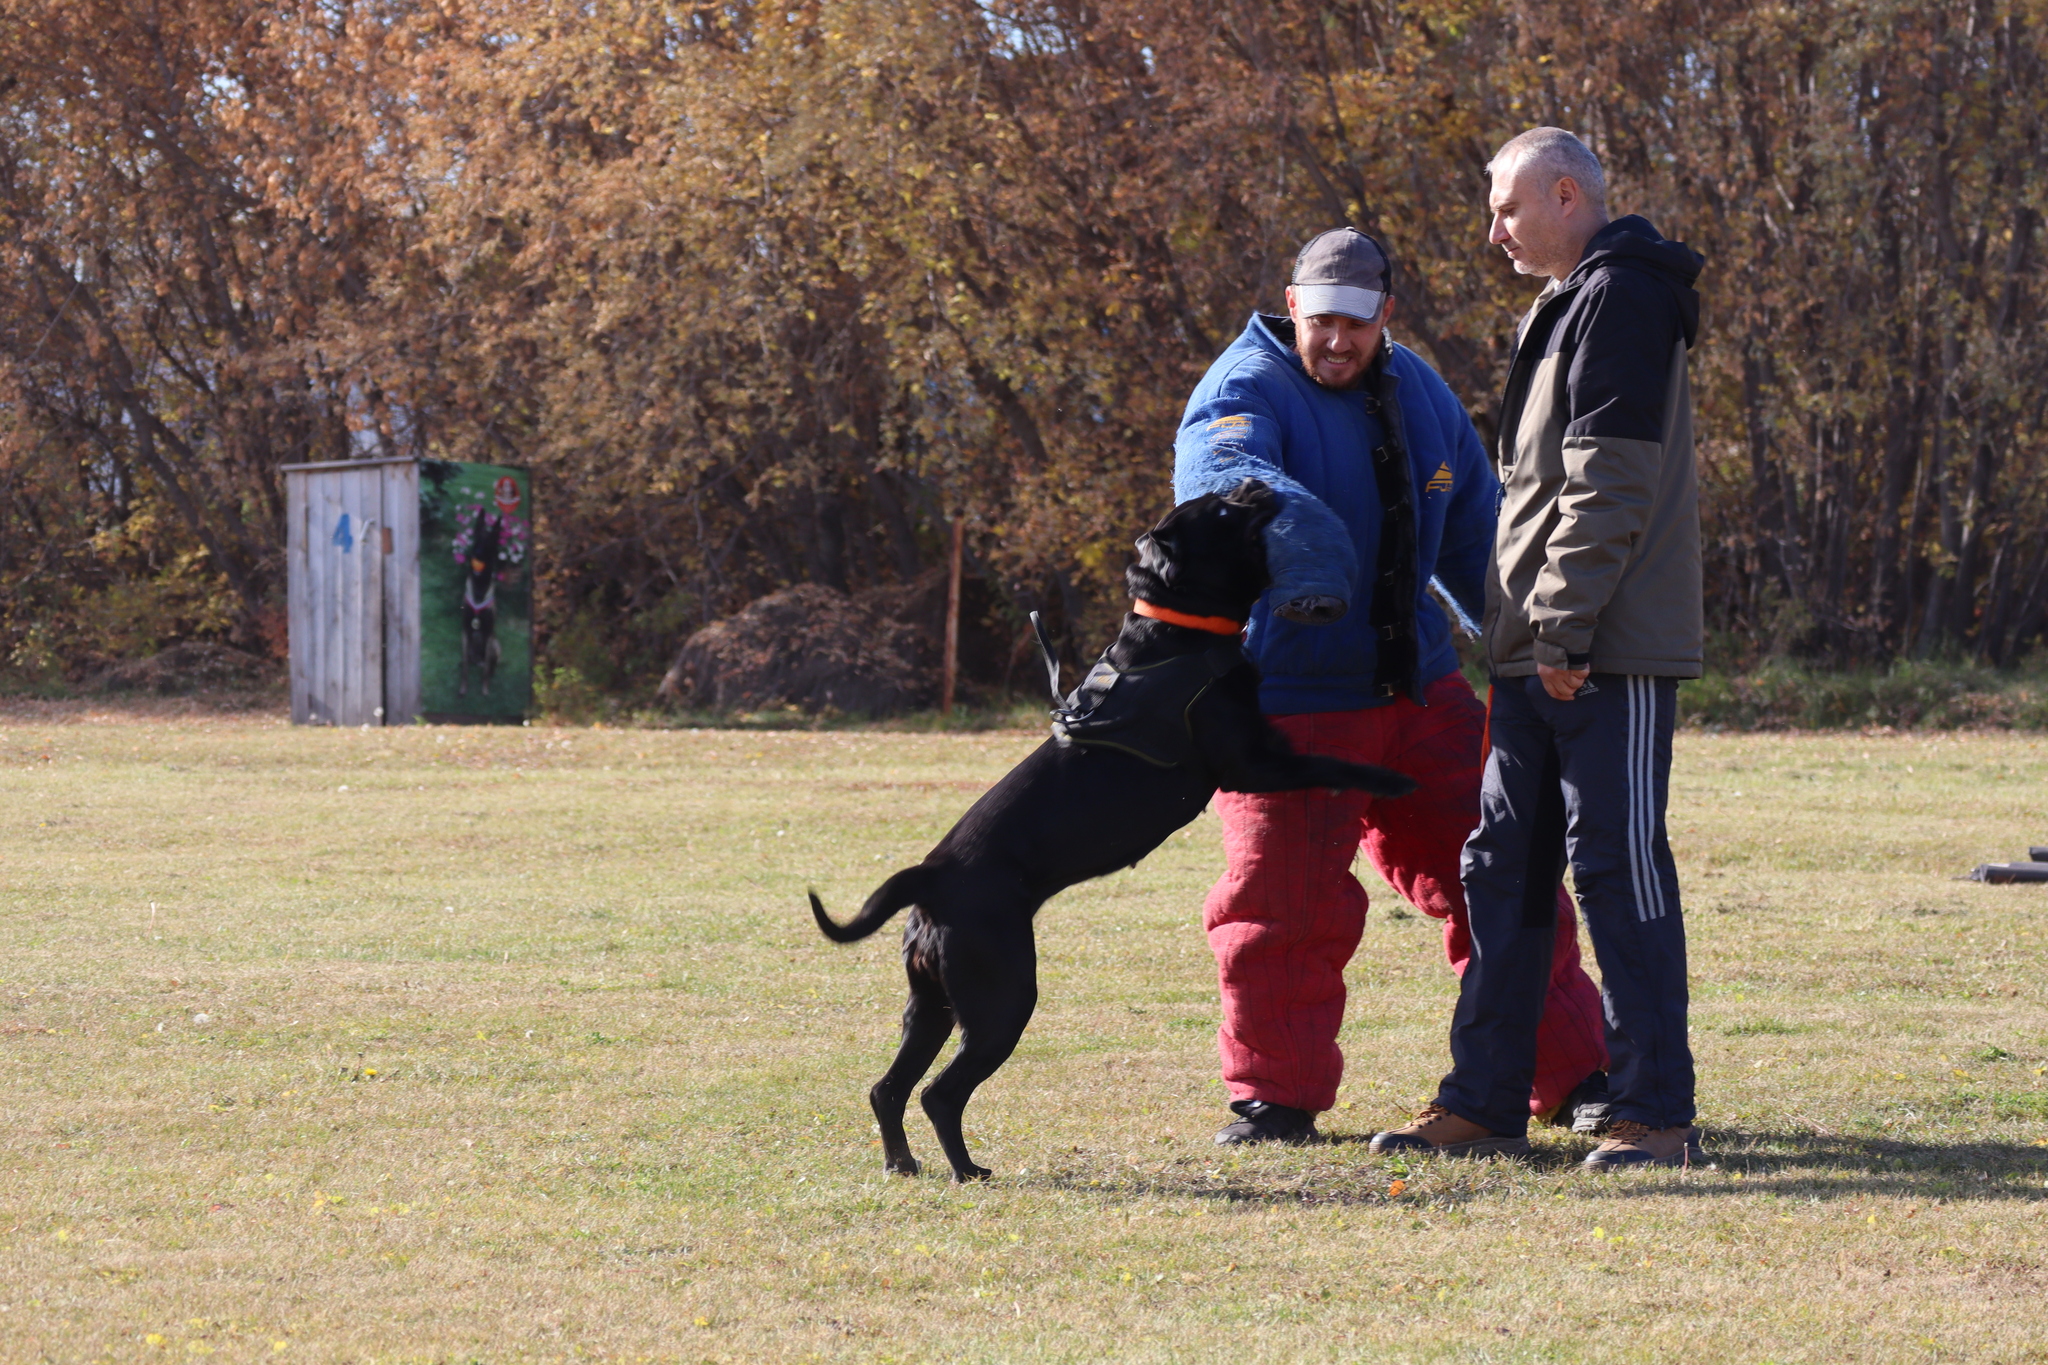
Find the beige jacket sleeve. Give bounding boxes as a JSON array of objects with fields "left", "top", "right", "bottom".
[{"left": 1528, "top": 435, "right": 1662, "bottom": 667}]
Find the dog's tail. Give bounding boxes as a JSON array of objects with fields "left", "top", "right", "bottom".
[{"left": 809, "top": 866, "right": 930, "bottom": 944}]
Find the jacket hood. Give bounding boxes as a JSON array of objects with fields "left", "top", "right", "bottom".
[
  {"left": 1569, "top": 215, "right": 1703, "bottom": 347},
  {"left": 1255, "top": 311, "right": 1294, "bottom": 350}
]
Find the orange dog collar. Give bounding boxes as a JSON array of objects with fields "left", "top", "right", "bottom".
[{"left": 1133, "top": 599, "right": 1245, "bottom": 635}]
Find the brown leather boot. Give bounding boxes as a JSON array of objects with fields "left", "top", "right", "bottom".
[
  {"left": 1581, "top": 1120, "right": 1703, "bottom": 1169},
  {"left": 1368, "top": 1103, "right": 1530, "bottom": 1157}
]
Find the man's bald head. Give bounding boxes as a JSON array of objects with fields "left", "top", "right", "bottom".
[
  {"left": 1487, "top": 127, "right": 1608, "bottom": 215},
  {"left": 1485, "top": 128, "right": 1610, "bottom": 281}
]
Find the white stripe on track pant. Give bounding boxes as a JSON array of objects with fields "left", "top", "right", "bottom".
[{"left": 1435, "top": 673, "right": 1696, "bottom": 1135}]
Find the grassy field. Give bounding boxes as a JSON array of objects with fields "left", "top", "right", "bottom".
[{"left": 1, "top": 703, "right": 2044, "bottom": 1363}]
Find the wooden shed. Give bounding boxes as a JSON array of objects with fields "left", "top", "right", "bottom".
[{"left": 284, "top": 457, "right": 532, "bottom": 726}]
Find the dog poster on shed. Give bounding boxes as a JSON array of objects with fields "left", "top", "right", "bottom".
[{"left": 418, "top": 460, "right": 532, "bottom": 721}]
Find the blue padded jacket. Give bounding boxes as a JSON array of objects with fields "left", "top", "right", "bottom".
[{"left": 1173, "top": 312, "right": 1496, "bottom": 715}]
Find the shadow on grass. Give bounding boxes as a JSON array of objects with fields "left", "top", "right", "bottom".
[
  {"left": 1024, "top": 1129, "right": 2048, "bottom": 1208},
  {"left": 1632, "top": 1128, "right": 2048, "bottom": 1200}
]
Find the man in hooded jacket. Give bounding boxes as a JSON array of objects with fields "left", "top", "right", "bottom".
[
  {"left": 1173, "top": 228, "right": 1609, "bottom": 1147},
  {"left": 1371, "top": 128, "right": 1708, "bottom": 1166}
]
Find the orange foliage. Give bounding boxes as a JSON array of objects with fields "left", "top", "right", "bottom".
[{"left": 2, "top": 0, "right": 2044, "bottom": 691}]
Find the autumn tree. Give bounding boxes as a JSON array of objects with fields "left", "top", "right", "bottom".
[
  {"left": 2, "top": 0, "right": 2044, "bottom": 696},
  {"left": 0, "top": 0, "right": 440, "bottom": 673}
]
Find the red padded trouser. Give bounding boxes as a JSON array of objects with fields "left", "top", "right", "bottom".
[{"left": 1205, "top": 671, "right": 1607, "bottom": 1115}]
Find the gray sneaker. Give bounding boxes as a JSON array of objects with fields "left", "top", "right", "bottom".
[{"left": 1538, "top": 1070, "right": 1612, "bottom": 1135}]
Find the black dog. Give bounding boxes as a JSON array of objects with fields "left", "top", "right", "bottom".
[
  {"left": 809, "top": 480, "right": 1416, "bottom": 1181},
  {"left": 458, "top": 509, "right": 502, "bottom": 698}
]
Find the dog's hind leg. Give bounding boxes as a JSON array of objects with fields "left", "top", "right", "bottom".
[
  {"left": 920, "top": 923, "right": 1038, "bottom": 1182},
  {"left": 871, "top": 961, "right": 953, "bottom": 1177}
]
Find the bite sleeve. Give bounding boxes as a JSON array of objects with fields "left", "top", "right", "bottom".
[{"left": 1174, "top": 391, "right": 1358, "bottom": 611}]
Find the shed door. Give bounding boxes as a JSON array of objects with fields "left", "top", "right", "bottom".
[{"left": 295, "top": 467, "right": 387, "bottom": 726}]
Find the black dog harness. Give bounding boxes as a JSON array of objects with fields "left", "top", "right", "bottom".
[{"left": 1031, "top": 611, "right": 1244, "bottom": 769}]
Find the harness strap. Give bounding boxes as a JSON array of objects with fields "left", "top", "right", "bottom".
[{"left": 1029, "top": 610, "right": 1063, "bottom": 704}]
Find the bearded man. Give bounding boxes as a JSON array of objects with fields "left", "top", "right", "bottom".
[{"left": 1173, "top": 228, "right": 1610, "bottom": 1146}]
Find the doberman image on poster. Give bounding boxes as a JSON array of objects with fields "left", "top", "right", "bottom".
[{"left": 419, "top": 461, "right": 532, "bottom": 720}]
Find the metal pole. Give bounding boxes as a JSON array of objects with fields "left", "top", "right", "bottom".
[{"left": 942, "top": 516, "right": 964, "bottom": 716}]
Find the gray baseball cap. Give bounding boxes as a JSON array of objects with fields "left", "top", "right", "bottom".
[{"left": 1291, "top": 228, "right": 1392, "bottom": 322}]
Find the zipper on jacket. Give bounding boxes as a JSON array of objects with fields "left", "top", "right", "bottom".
[
  {"left": 1486, "top": 285, "right": 1578, "bottom": 675},
  {"left": 1493, "top": 286, "right": 1578, "bottom": 474}
]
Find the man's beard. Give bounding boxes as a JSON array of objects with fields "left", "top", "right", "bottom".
[{"left": 1295, "top": 338, "right": 1380, "bottom": 391}]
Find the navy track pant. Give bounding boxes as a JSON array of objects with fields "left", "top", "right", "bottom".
[{"left": 1435, "top": 673, "right": 1696, "bottom": 1135}]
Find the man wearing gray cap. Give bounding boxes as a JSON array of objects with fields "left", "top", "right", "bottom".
[{"left": 1173, "top": 228, "right": 1610, "bottom": 1146}]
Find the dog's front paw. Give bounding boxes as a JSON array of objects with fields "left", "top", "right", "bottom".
[
  {"left": 886, "top": 1156, "right": 921, "bottom": 1177},
  {"left": 951, "top": 1164, "right": 993, "bottom": 1183}
]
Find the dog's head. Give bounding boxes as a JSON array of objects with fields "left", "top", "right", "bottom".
[
  {"left": 1125, "top": 479, "right": 1279, "bottom": 621},
  {"left": 466, "top": 510, "right": 501, "bottom": 580}
]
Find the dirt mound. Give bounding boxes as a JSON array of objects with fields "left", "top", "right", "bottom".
[
  {"left": 659, "top": 584, "right": 934, "bottom": 715},
  {"left": 89, "top": 641, "right": 278, "bottom": 695}
]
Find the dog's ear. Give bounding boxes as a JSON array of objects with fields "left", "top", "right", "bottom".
[
  {"left": 1127, "top": 516, "right": 1185, "bottom": 601},
  {"left": 1132, "top": 528, "right": 1175, "bottom": 581}
]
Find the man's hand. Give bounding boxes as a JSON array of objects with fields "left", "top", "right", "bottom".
[{"left": 1538, "top": 663, "right": 1589, "bottom": 701}]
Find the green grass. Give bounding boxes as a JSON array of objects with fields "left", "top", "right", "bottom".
[
  {"left": 1720, "top": 1018, "right": 1805, "bottom": 1036},
  {"left": 0, "top": 706, "right": 2044, "bottom": 1362}
]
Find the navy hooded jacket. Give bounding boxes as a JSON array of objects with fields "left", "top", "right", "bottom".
[{"left": 1173, "top": 313, "right": 1496, "bottom": 715}]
